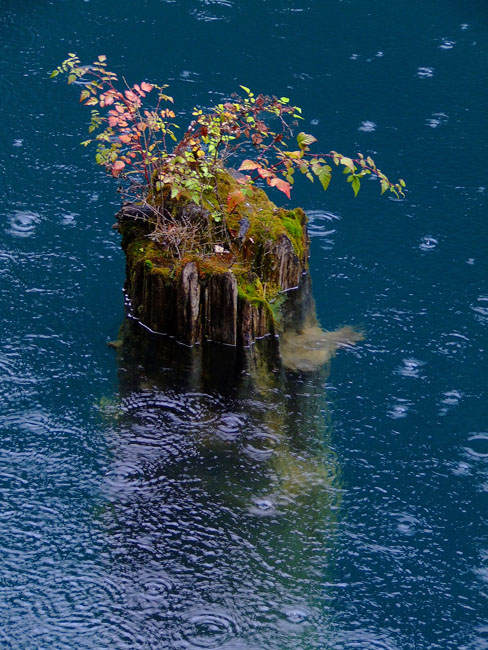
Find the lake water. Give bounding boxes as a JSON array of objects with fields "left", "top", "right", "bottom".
[{"left": 1, "top": 1, "right": 487, "bottom": 648}]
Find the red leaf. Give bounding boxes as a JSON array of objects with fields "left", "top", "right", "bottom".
[
  {"left": 119, "top": 134, "right": 131, "bottom": 143},
  {"left": 257, "top": 167, "right": 273, "bottom": 179},
  {"left": 140, "top": 82, "right": 154, "bottom": 93},
  {"left": 238, "top": 159, "right": 260, "bottom": 171},
  {"left": 111, "top": 160, "right": 125, "bottom": 177},
  {"left": 108, "top": 116, "right": 119, "bottom": 127},
  {"left": 100, "top": 93, "right": 114, "bottom": 106},
  {"left": 269, "top": 178, "right": 291, "bottom": 199},
  {"left": 125, "top": 90, "right": 137, "bottom": 101},
  {"left": 227, "top": 189, "right": 245, "bottom": 213}
]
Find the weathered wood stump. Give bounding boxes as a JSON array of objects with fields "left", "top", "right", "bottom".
[{"left": 118, "top": 169, "right": 311, "bottom": 348}]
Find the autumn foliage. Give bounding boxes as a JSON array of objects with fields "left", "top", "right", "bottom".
[{"left": 52, "top": 54, "right": 405, "bottom": 224}]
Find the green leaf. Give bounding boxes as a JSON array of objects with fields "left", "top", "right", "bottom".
[
  {"left": 351, "top": 175, "right": 360, "bottom": 197},
  {"left": 399, "top": 179, "right": 406, "bottom": 187},
  {"left": 49, "top": 69, "right": 59, "bottom": 78},
  {"left": 297, "top": 132, "right": 318, "bottom": 149},
  {"left": 283, "top": 150, "right": 303, "bottom": 160},
  {"left": 279, "top": 97, "right": 290, "bottom": 104},
  {"left": 340, "top": 157, "right": 356, "bottom": 172},
  {"left": 239, "top": 85, "right": 251, "bottom": 94},
  {"left": 67, "top": 74, "right": 76, "bottom": 85},
  {"left": 380, "top": 179, "right": 389, "bottom": 195},
  {"left": 317, "top": 167, "right": 331, "bottom": 191}
]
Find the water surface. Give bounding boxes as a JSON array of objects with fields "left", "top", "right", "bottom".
[{"left": 1, "top": 1, "right": 487, "bottom": 648}]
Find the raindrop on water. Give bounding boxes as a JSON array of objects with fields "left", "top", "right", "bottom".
[
  {"left": 416, "top": 66, "right": 434, "bottom": 78},
  {"left": 358, "top": 120, "right": 377, "bottom": 132},
  {"left": 419, "top": 236, "right": 438, "bottom": 251}
]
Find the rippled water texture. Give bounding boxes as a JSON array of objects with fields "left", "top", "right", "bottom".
[{"left": 1, "top": 1, "right": 487, "bottom": 648}]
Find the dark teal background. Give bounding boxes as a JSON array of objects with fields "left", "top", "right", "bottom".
[{"left": 1, "top": 1, "right": 487, "bottom": 648}]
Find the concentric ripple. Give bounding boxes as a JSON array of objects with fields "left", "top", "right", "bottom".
[
  {"left": 180, "top": 607, "right": 240, "bottom": 648},
  {"left": 6, "top": 211, "right": 41, "bottom": 238},
  {"left": 465, "top": 433, "right": 488, "bottom": 459}
]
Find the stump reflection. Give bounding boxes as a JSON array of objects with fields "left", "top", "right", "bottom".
[{"left": 99, "top": 311, "right": 348, "bottom": 648}]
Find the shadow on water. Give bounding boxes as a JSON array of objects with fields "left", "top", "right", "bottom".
[{"left": 100, "top": 308, "right": 354, "bottom": 649}]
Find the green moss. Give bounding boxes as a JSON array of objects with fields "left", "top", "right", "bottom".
[
  {"left": 268, "top": 292, "right": 287, "bottom": 325},
  {"left": 121, "top": 168, "right": 309, "bottom": 334},
  {"left": 281, "top": 210, "right": 306, "bottom": 260},
  {"left": 150, "top": 266, "right": 172, "bottom": 278},
  {"left": 236, "top": 274, "right": 282, "bottom": 329},
  {"left": 213, "top": 170, "right": 305, "bottom": 261}
]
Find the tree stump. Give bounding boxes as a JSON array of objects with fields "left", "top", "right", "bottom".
[{"left": 118, "top": 169, "right": 311, "bottom": 348}]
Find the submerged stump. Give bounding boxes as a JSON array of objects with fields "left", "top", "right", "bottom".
[{"left": 118, "top": 169, "right": 311, "bottom": 349}]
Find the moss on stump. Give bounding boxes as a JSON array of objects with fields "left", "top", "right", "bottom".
[{"left": 118, "top": 169, "right": 310, "bottom": 347}]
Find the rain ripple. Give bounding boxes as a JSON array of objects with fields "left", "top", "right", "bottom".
[
  {"left": 329, "top": 629, "right": 399, "bottom": 649},
  {"left": 419, "top": 235, "right": 438, "bottom": 251},
  {"left": 394, "top": 358, "right": 426, "bottom": 378},
  {"left": 306, "top": 209, "right": 339, "bottom": 246},
  {"left": 6, "top": 210, "right": 41, "bottom": 238},
  {"left": 179, "top": 606, "right": 240, "bottom": 649},
  {"left": 358, "top": 120, "right": 377, "bottom": 132},
  {"left": 427, "top": 112, "right": 449, "bottom": 128},
  {"left": 0, "top": 353, "right": 38, "bottom": 407},
  {"left": 191, "top": 0, "right": 234, "bottom": 22},
  {"left": 416, "top": 66, "right": 435, "bottom": 78},
  {"left": 464, "top": 433, "right": 488, "bottom": 460},
  {"left": 470, "top": 297, "right": 488, "bottom": 324}
]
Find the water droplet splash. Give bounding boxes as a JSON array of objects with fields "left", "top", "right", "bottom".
[
  {"left": 416, "top": 66, "right": 434, "bottom": 78},
  {"left": 358, "top": 120, "right": 377, "bottom": 132},
  {"left": 419, "top": 235, "right": 438, "bottom": 251}
]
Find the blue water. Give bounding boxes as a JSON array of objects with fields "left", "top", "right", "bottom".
[{"left": 1, "top": 1, "right": 487, "bottom": 648}]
